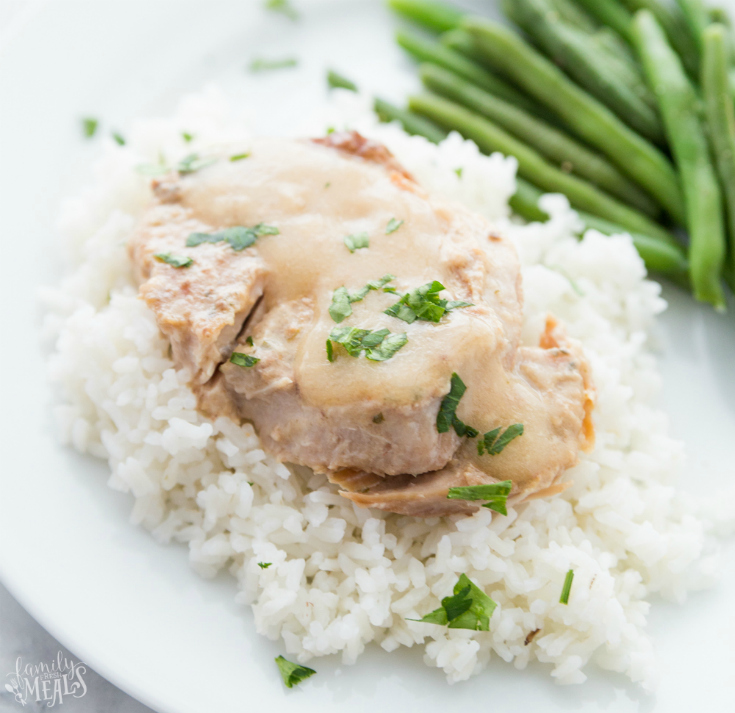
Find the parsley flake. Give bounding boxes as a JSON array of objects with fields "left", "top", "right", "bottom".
[
  {"left": 344, "top": 232, "right": 369, "bottom": 252},
  {"left": 153, "top": 252, "right": 192, "bottom": 268},
  {"left": 407, "top": 574, "right": 497, "bottom": 631},
  {"left": 327, "top": 326, "right": 407, "bottom": 361},
  {"left": 186, "top": 224, "right": 278, "bottom": 252},
  {"left": 264, "top": 0, "right": 299, "bottom": 21},
  {"left": 373, "top": 412, "right": 385, "bottom": 424},
  {"left": 436, "top": 373, "right": 477, "bottom": 437},
  {"left": 257, "top": 562, "right": 272, "bottom": 569},
  {"left": 328, "top": 275, "right": 395, "bottom": 323},
  {"left": 82, "top": 117, "right": 98, "bottom": 138},
  {"left": 385, "top": 281, "right": 472, "bottom": 324},
  {"left": 386, "top": 218, "right": 404, "bottom": 234},
  {"left": 177, "top": 153, "right": 217, "bottom": 174},
  {"left": 455, "top": 167, "right": 463, "bottom": 178},
  {"left": 112, "top": 132, "right": 125, "bottom": 145},
  {"left": 230, "top": 352, "right": 260, "bottom": 368},
  {"left": 327, "top": 69, "right": 358, "bottom": 92},
  {"left": 245, "top": 336, "right": 254, "bottom": 347},
  {"left": 182, "top": 132, "right": 194, "bottom": 143},
  {"left": 560, "top": 569, "right": 574, "bottom": 605},
  {"left": 230, "top": 152, "right": 251, "bottom": 162},
  {"left": 275, "top": 656, "right": 315, "bottom": 689},
  {"left": 250, "top": 56, "right": 298, "bottom": 72},
  {"left": 447, "top": 480, "right": 513, "bottom": 516},
  {"left": 477, "top": 424, "right": 524, "bottom": 456}
]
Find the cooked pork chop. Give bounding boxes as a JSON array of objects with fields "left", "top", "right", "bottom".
[{"left": 128, "top": 132, "right": 594, "bottom": 517}]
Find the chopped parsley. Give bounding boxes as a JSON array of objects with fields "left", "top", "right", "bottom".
[
  {"left": 384, "top": 281, "right": 472, "bottom": 324},
  {"left": 112, "top": 132, "right": 125, "bottom": 146},
  {"left": 230, "top": 352, "right": 260, "bottom": 368},
  {"left": 275, "top": 656, "right": 315, "bottom": 689},
  {"left": 560, "top": 569, "right": 574, "bottom": 605},
  {"left": 385, "top": 218, "right": 404, "bottom": 234},
  {"left": 328, "top": 275, "right": 395, "bottom": 323},
  {"left": 257, "top": 562, "right": 272, "bottom": 569},
  {"left": 477, "top": 424, "right": 524, "bottom": 456},
  {"left": 82, "top": 117, "right": 98, "bottom": 138},
  {"left": 153, "top": 252, "right": 192, "bottom": 268},
  {"left": 325, "top": 181, "right": 331, "bottom": 188},
  {"left": 245, "top": 336, "right": 254, "bottom": 347},
  {"left": 447, "top": 480, "right": 513, "bottom": 516},
  {"left": 182, "top": 132, "right": 194, "bottom": 143},
  {"left": 455, "top": 167, "right": 463, "bottom": 178},
  {"left": 177, "top": 153, "right": 217, "bottom": 174},
  {"left": 187, "top": 223, "right": 279, "bottom": 252},
  {"left": 264, "top": 0, "right": 299, "bottom": 21},
  {"left": 327, "top": 69, "right": 358, "bottom": 92},
  {"left": 250, "top": 56, "right": 298, "bottom": 72},
  {"left": 327, "top": 326, "right": 407, "bottom": 362},
  {"left": 343, "top": 232, "right": 369, "bottom": 252},
  {"left": 407, "top": 574, "right": 496, "bottom": 631},
  {"left": 436, "top": 373, "right": 477, "bottom": 438},
  {"left": 230, "top": 152, "right": 251, "bottom": 162},
  {"left": 328, "top": 287, "right": 353, "bottom": 323},
  {"left": 372, "top": 412, "right": 384, "bottom": 424}
]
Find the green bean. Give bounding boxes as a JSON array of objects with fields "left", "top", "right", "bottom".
[
  {"left": 547, "top": 0, "right": 598, "bottom": 32},
  {"left": 675, "top": 0, "right": 709, "bottom": 53},
  {"left": 396, "top": 31, "right": 542, "bottom": 116},
  {"left": 387, "top": 0, "right": 463, "bottom": 33},
  {"left": 510, "top": 179, "right": 689, "bottom": 279},
  {"left": 463, "top": 18, "right": 685, "bottom": 224},
  {"left": 622, "top": 0, "right": 700, "bottom": 77},
  {"left": 419, "top": 63, "right": 660, "bottom": 215},
  {"left": 702, "top": 25, "right": 735, "bottom": 281},
  {"left": 504, "top": 0, "right": 664, "bottom": 143},
  {"left": 373, "top": 97, "right": 448, "bottom": 143},
  {"left": 408, "top": 92, "right": 678, "bottom": 245},
  {"left": 634, "top": 10, "right": 726, "bottom": 309},
  {"left": 510, "top": 178, "right": 551, "bottom": 222},
  {"left": 573, "top": 0, "right": 636, "bottom": 45}
]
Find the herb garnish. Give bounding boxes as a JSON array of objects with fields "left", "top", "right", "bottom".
[
  {"left": 343, "top": 232, "right": 369, "bottom": 252},
  {"left": 373, "top": 413, "right": 384, "bottom": 424},
  {"left": 328, "top": 275, "right": 395, "bottom": 323},
  {"left": 385, "top": 218, "right": 404, "bottom": 234},
  {"left": 153, "top": 252, "right": 193, "bottom": 268},
  {"left": 477, "top": 424, "right": 524, "bottom": 456},
  {"left": 182, "top": 132, "right": 194, "bottom": 143},
  {"left": 177, "top": 153, "right": 217, "bottom": 174},
  {"left": 436, "top": 373, "right": 477, "bottom": 437},
  {"left": 230, "top": 152, "right": 250, "bottom": 162},
  {"left": 275, "top": 656, "right": 315, "bottom": 689},
  {"left": 327, "top": 326, "right": 407, "bottom": 362},
  {"left": 112, "top": 132, "right": 125, "bottom": 146},
  {"left": 407, "top": 574, "right": 497, "bottom": 631},
  {"left": 327, "top": 69, "right": 358, "bottom": 92},
  {"left": 250, "top": 56, "right": 298, "bottom": 72},
  {"left": 264, "top": 0, "right": 299, "bottom": 21},
  {"left": 560, "top": 569, "right": 574, "bottom": 605},
  {"left": 245, "top": 336, "right": 254, "bottom": 347},
  {"left": 385, "top": 281, "right": 472, "bottom": 324},
  {"left": 257, "top": 562, "right": 272, "bottom": 569},
  {"left": 230, "top": 352, "right": 260, "bottom": 368},
  {"left": 455, "top": 167, "right": 463, "bottom": 178},
  {"left": 187, "top": 223, "right": 279, "bottom": 252},
  {"left": 447, "top": 480, "right": 513, "bottom": 516},
  {"left": 82, "top": 118, "right": 98, "bottom": 138}
]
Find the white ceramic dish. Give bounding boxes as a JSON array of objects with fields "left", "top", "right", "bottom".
[{"left": 1, "top": 1, "right": 734, "bottom": 711}]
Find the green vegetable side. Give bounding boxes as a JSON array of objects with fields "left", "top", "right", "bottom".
[{"left": 384, "top": 0, "right": 735, "bottom": 310}]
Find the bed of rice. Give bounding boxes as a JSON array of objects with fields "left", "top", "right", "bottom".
[{"left": 40, "top": 88, "right": 735, "bottom": 687}]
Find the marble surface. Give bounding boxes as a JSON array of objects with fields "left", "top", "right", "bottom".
[{"left": 0, "top": 582, "right": 153, "bottom": 712}]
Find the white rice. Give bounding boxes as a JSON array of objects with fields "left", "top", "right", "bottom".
[{"left": 40, "top": 88, "right": 735, "bottom": 687}]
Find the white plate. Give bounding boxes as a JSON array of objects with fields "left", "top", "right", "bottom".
[{"left": 0, "top": 1, "right": 734, "bottom": 711}]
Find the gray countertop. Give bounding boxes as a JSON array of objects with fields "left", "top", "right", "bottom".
[{"left": 0, "top": 582, "right": 153, "bottom": 713}]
